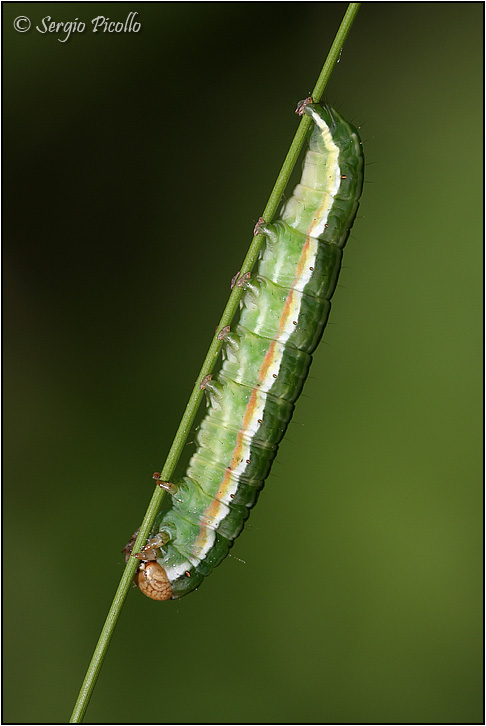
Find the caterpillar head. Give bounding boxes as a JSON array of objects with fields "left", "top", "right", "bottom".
[{"left": 136, "top": 561, "right": 172, "bottom": 601}]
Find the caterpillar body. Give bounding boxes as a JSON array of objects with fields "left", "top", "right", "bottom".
[{"left": 131, "top": 101, "right": 364, "bottom": 600}]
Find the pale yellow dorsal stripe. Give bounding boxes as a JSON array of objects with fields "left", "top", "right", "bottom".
[{"left": 306, "top": 108, "right": 341, "bottom": 239}]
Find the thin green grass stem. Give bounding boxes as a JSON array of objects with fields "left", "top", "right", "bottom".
[{"left": 69, "top": 3, "right": 360, "bottom": 722}]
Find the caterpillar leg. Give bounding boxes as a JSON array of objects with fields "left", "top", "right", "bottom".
[
  {"left": 199, "top": 374, "right": 225, "bottom": 408},
  {"left": 253, "top": 216, "right": 266, "bottom": 236},
  {"left": 123, "top": 521, "right": 171, "bottom": 563},
  {"left": 122, "top": 528, "right": 139, "bottom": 563},
  {"left": 217, "top": 325, "right": 239, "bottom": 351},
  {"left": 295, "top": 96, "right": 313, "bottom": 115},
  {"left": 254, "top": 217, "right": 278, "bottom": 245},
  {"left": 133, "top": 531, "right": 170, "bottom": 562},
  {"left": 152, "top": 472, "right": 179, "bottom": 495},
  {"left": 124, "top": 522, "right": 173, "bottom": 600}
]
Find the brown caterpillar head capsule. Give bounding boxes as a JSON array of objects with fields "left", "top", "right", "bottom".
[{"left": 135, "top": 561, "right": 172, "bottom": 601}]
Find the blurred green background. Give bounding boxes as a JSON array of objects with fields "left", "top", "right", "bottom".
[{"left": 4, "top": 3, "right": 482, "bottom": 723}]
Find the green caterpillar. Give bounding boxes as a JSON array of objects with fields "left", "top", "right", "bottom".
[{"left": 128, "top": 99, "right": 364, "bottom": 600}]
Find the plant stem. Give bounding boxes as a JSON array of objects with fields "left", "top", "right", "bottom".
[{"left": 69, "top": 3, "right": 360, "bottom": 722}]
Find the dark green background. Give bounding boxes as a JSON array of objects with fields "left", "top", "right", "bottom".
[{"left": 4, "top": 3, "right": 483, "bottom": 723}]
